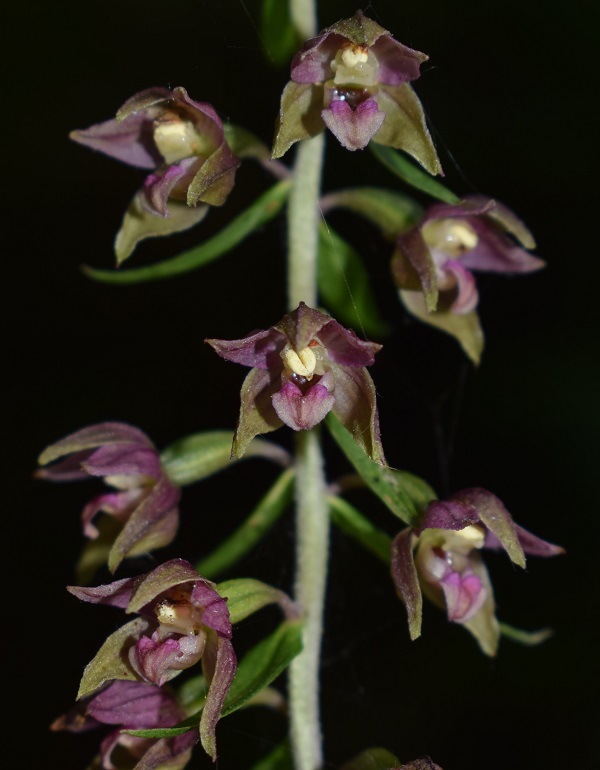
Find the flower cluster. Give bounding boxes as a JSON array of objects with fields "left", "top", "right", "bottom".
[
  {"left": 273, "top": 10, "right": 440, "bottom": 174},
  {"left": 207, "top": 302, "right": 385, "bottom": 462},
  {"left": 37, "top": 422, "right": 180, "bottom": 573},
  {"left": 392, "top": 197, "right": 545, "bottom": 363},
  {"left": 391, "top": 488, "right": 563, "bottom": 655},
  {"left": 71, "top": 86, "right": 240, "bottom": 262},
  {"left": 69, "top": 558, "right": 236, "bottom": 761}
]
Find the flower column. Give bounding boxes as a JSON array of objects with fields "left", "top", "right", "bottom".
[{"left": 286, "top": 0, "right": 327, "bottom": 766}]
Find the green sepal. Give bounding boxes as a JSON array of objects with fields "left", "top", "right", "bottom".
[
  {"left": 341, "top": 747, "right": 401, "bottom": 770},
  {"left": 196, "top": 468, "right": 294, "bottom": 579},
  {"left": 250, "top": 741, "right": 293, "bottom": 770},
  {"left": 499, "top": 622, "right": 554, "bottom": 646},
  {"left": 369, "top": 143, "right": 460, "bottom": 204},
  {"left": 114, "top": 196, "right": 209, "bottom": 266},
  {"left": 217, "top": 576, "right": 297, "bottom": 624},
  {"left": 326, "top": 413, "right": 436, "bottom": 526},
  {"left": 83, "top": 180, "right": 291, "bottom": 284},
  {"left": 373, "top": 85, "right": 442, "bottom": 176},
  {"left": 77, "top": 617, "right": 149, "bottom": 699},
  {"left": 317, "top": 222, "right": 389, "bottom": 338},
  {"left": 399, "top": 289, "right": 484, "bottom": 365},
  {"left": 328, "top": 495, "right": 392, "bottom": 565},
  {"left": 260, "top": 0, "right": 300, "bottom": 66},
  {"left": 272, "top": 82, "right": 324, "bottom": 159},
  {"left": 223, "top": 123, "right": 271, "bottom": 161},
  {"left": 160, "top": 431, "right": 290, "bottom": 487},
  {"left": 125, "top": 620, "right": 304, "bottom": 739},
  {"left": 323, "top": 187, "right": 422, "bottom": 239}
]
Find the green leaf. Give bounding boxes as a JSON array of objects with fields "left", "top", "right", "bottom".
[
  {"left": 317, "top": 223, "right": 389, "bottom": 338},
  {"left": 370, "top": 143, "right": 460, "bottom": 205},
  {"left": 83, "top": 180, "right": 291, "bottom": 284},
  {"left": 250, "top": 742, "right": 293, "bottom": 770},
  {"left": 217, "top": 576, "right": 297, "bottom": 625},
  {"left": 222, "top": 620, "right": 303, "bottom": 717},
  {"left": 499, "top": 622, "right": 554, "bottom": 646},
  {"left": 322, "top": 187, "right": 422, "bottom": 239},
  {"left": 326, "top": 414, "right": 436, "bottom": 526},
  {"left": 160, "top": 431, "right": 290, "bottom": 487},
  {"left": 328, "top": 495, "right": 392, "bottom": 565},
  {"left": 78, "top": 618, "right": 149, "bottom": 699},
  {"left": 196, "top": 468, "right": 294, "bottom": 579},
  {"left": 260, "top": 0, "right": 300, "bottom": 66},
  {"left": 341, "top": 747, "right": 401, "bottom": 770}
]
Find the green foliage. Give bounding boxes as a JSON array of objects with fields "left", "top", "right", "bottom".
[
  {"left": 326, "top": 414, "right": 436, "bottom": 526},
  {"left": 217, "top": 576, "right": 297, "bottom": 624},
  {"left": 260, "top": 0, "right": 300, "bottom": 66},
  {"left": 197, "top": 469, "right": 294, "bottom": 578},
  {"left": 370, "top": 143, "right": 460, "bottom": 204},
  {"left": 323, "top": 187, "right": 422, "bottom": 239},
  {"left": 83, "top": 180, "right": 291, "bottom": 284},
  {"left": 317, "top": 223, "right": 389, "bottom": 338},
  {"left": 499, "top": 622, "right": 554, "bottom": 646},
  {"left": 328, "top": 495, "right": 392, "bottom": 564},
  {"left": 250, "top": 741, "right": 293, "bottom": 770}
]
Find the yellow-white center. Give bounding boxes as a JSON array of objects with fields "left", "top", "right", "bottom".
[
  {"left": 153, "top": 119, "right": 208, "bottom": 164},
  {"left": 331, "top": 44, "right": 379, "bottom": 87},
  {"left": 283, "top": 346, "right": 317, "bottom": 380},
  {"left": 422, "top": 219, "right": 479, "bottom": 259}
]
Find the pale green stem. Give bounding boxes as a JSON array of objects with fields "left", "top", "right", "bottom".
[
  {"left": 289, "top": 428, "right": 329, "bottom": 770},
  {"left": 287, "top": 133, "right": 325, "bottom": 309},
  {"left": 286, "top": 3, "right": 327, "bottom": 763},
  {"left": 290, "top": 0, "right": 317, "bottom": 40}
]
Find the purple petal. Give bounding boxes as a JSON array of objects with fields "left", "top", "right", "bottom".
[
  {"left": 38, "top": 423, "right": 155, "bottom": 466},
  {"left": 392, "top": 228, "right": 438, "bottom": 312},
  {"left": 108, "top": 477, "right": 181, "bottom": 572},
  {"left": 372, "top": 34, "right": 428, "bottom": 85},
  {"left": 86, "top": 681, "right": 183, "bottom": 728},
  {"left": 485, "top": 524, "right": 565, "bottom": 558},
  {"left": 68, "top": 576, "right": 136, "bottom": 608},
  {"left": 290, "top": 31, "right": 343, "bottom": 83},
  {"left": 465, "top": 195, "right": 536, "bottom": 249},
  {"left": 134, "top": 732, "right": 197, "bottom": 770},
  {"left": 401, "top": 757, "right": 443, "bottom": 770},
  {"left": 322, "top": 98, "right": 386, "bottom": 151},
  {"left": 443, "top": 260, "right": 479, "bottom": 314},
  {"left": 82, "top": 444, "right": 162, "bottom": 480},
  {"left": 391, "top": 529, "right": 422, "bottom": 640},
  {"left": 317, "top": 318, "right": 381, "bottom": 366},
  {"left": 441, "top": 570, "right": 487, "bottom": 623},
  {"left": 129, "top": 633, "right": 206, "bottom": 686},
  {"left": 70, "top": 114, "right": 160, "bottom": 169},
  {"left": 420, "top": 500, "right": 481, "bottom": 532},
  {"left": 200, "top": 636, "right": 237, "bottom": 761},
  {"left": 81, "top": 489, "right": 141, "bottom": 539},
  {"left": 35, "top": 450, "right": 95, "bottom": 481},
  {"left": 191, "top": 580, "right": 232, "bottom": 639},
  {"left": 126, "top": 558, "right": 199, "bottom": 613},
  {"left": 206, "top": 327, "right": 286, "bottom": 369},
  {"left": 450, "top": 488, "right": 526, "bottom": 568},
  {"left": 272, "top": 380, "right": 335, "bottom": 431},
  {"left": 461, "top": 215, "right": 545, "bottom": 274},
  {"left": 141, "top": 159, "right": 197, "bottom": 217}
]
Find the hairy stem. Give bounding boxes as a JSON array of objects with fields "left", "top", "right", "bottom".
[
  {"left": 290, "top": 0, "right": 317, "bottom": 41},
  {"left": 287, "top": 133, "right": 325, "bottom": 309},
  {"left": 289, "top": 428, "right": 329, "bottom": 770}
]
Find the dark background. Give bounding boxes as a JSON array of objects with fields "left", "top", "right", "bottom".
[{"left": 7, "top": 1, "right": 598, "bottom": 768}]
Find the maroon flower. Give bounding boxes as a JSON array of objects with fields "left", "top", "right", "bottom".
[
  {"left": 391, "top": 488, "right": 564, "bottom": 656},
  {"left": 71, "top": 86, "right": 240, "bottom": 263},
  {"left": 52, "top": 679, "right": 196, "bottom": 770},
  {"left": 392, "top": 196, "right": 545, "bottom": 363},
  {"left": 206, "top": 302, "right": 385, "bottom": 462},
  {"left": 69, "top": 559, "right": 236, "bottom": 761},
  {"left": 37, "top": 422, "right": 180, "bottom": 573},
  {"left": 272, "top": 11, "right": 440, "bottom": 173}
]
